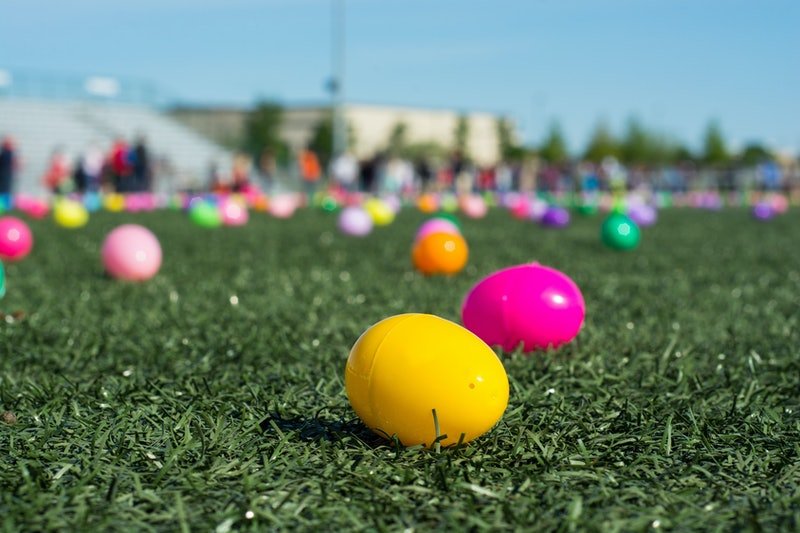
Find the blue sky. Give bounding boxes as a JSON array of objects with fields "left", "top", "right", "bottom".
[{"left": 1, "top": 0, "right": 798, "bottom": 152}]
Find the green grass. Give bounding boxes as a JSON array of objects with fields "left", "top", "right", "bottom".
[{"left": 1, "top": 208, "right": 799, "bottom": 531}]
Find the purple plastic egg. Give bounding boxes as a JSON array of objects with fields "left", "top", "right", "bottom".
[
  {"left": 338, "top": 206, "right": 373, "bottom": 236},
  {"left": 540, "top": 206, "right": 570, "bottom": 228},
  {"left": 752, "top": 202, "right": 775, "bottom": 221},
  {"left": 626, "top": 204, "right": 658, "bottom": 227},
  {"left": 461, "top": 263, "right": 585, "bottom": 352}
]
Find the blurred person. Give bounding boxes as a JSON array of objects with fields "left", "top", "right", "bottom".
[
  {"left": 360, "top": 153, "right": 382, "bottom": 193},
  {"left": 415, "top": 158, "right": 433, "bottom": 192},
  {"left": 258, "top": 148, "right": 277, "bottom": 192},
  {"left": 0, "top": 136, "right": 18, "bottom": 197},
  {"left": 109, "top": 138, "right": 132, "bottom": 192},
  {"left": 397, "top": 158, "right": 415, "bottom": 195},
  {"left": 759, "top": 160, "right": 782, "bottom": 192},
  {"left": 298, "top": 146, "right": 322, "bottom": 197},
  {"left": 476, "top": 166, "right": 495, "bottom": 191},
  {"left": 231, "top": 153, "right": 253, "bottom": 193},
  {"left": 130, "top": 136, "right": 152, "bottom": 192},
  {"left": 74, "top": 142, "right": 104, "bottom": 194},
  {"left": 455, "top": 165, "right": 475, "bottom": 195},
  {"left": 495, "top": 163, "right": 513, "bottom": 193},
  {"left": 580, "top": 163, "right": 600, "bottom": 193},
  {"left": 383, "top": 156, "right": 404, "bottom": 194},
  {"left": 207, "top": 161, "right": 226, "bottom": 193},
  {"left": 42, "top": 147, "right": 72, "bottom": 195},
  {"left": 331, "top": 150, "right": 359, "bottom": 192}
]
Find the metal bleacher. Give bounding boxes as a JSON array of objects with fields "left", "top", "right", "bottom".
[{"left": 0, "top": 98, "right": 233, "bottom": 195}]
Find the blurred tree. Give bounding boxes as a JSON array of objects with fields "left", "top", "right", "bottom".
[
  {"left": 739, "top": 142, "right": 773, "bottom": 166},
  {"left": 386, "top": 122, "right": 408, "bottom": 156},
  {"left": 672, "top": 144, "right": 695, "bottom": 163},
  {"left": 539, "top": 122, "right": 569, "bottom": 164},
  {"left": 583, "top": 121, "right": 619, "bottom": 163},
  {"left": 702, "top": 121, "right": 729, "bottom": 166},
  {"left": 454, "top": 114, "right": 470, "bottom": 156},
  {"left": 309, "top": 114, "right": 334, "bottom": 167},
  {"left": 619, "top": 117, "right": 682, "bottom": 166},
  {"left": 400, "top": 141, "right": 448, "bottom": 162},
  {"left": 244, "top": 101, "right": 289, "bottom": 165},
  {"left": 496, "top": 117, "right": 525, "bottom": 162},
  {"left": 620, "top": 117, "right": 652, "bottom": 165},
  {"left": 310, "top": 110, "right": 356, "bottom": 167}
]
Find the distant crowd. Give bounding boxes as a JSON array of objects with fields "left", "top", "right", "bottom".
[
  {"left": 288, "top": 149, "right": 794, "bottom": 197},
  {"left": 0, "top": 135, "right": 155, "bottom": 196},
  {"left": 1, "top": 136, "right": 796, "bottom": 198}
]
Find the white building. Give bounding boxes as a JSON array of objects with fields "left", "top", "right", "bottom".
[{"left": 282, "top": 104, "right": 510, "bottom": 165}]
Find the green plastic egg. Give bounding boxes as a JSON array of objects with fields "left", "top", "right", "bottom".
[{"left": 601, "top": 213, "right": 640, "bottom": 251}]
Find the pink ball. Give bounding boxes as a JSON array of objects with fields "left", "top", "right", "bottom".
[
  {"left": 101, "top": 224, "right": 162, "bottom": 281},
  {"left": 221, "top": 199, "right": 249, "bottom": 226},
  {"left": 461, "top": 263, "right": 585, "bottom": 352},
  {"left": 269, "top": 195, "right": 298, "bottom": 219},
  {"left": 415, "top": 218, "right": 461, "bottom": 243},
  {"left": 0, "top": 216, "right": 33, "bottom": 262},
  {"left": 460, "top": 195, "right": 488, "bottom": 219},
  {"left": 769, "top": 194, "right": 789, "bottom": 214},
  {"left": 338, "top": 206, "right": 373, "bottom": 236}
]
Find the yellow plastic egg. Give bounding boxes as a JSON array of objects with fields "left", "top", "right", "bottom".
[
  {"left": 53, "top": 199, "right": 89, "bottom": 228},
  {"left": 364, "top": 198, "right": 395, "bottom": 226},
  {"left": 104, "top": 193, "right": 126, "bottom": 212},
  {"left": 345, "top": 314, "right": 509, "bottom": 447}
]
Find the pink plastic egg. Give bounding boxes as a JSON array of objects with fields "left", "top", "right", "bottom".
[
  {"left": 415, "top": 218, "right": 461, "bottom": 243},
  {"left": 0, "top": 216, "right": 33, "bottom": 261},
  {"left": 269, "top": 195, "right": 298, "bottom": 219},
  {"left": 461, "top": 263, "right": 585, "bottom": 352},
  {"left": 460, "top": 195, "right": 488, "bottom": 219},
  {"left": 769, "top": 194, "right": 789, "bottom": 214},
  {"left": 221, "top": 198, "right": 249, "bottom": 226},
  {"left": 101, "top": 224, "right": 162, "bottom": 281}
]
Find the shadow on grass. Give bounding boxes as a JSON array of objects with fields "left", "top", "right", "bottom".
[{"left": 259, "top": 410, "right": 388, "bottom": 448}]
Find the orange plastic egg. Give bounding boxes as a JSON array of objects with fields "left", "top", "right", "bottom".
[
  {"left": 417, "top": 194, "right": 439, "bottom": 214},
  {"left": 412, "top": 231, "right": 468, "bottom": 275}
]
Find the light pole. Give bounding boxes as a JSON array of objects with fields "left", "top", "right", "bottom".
[{"left": 331, "top": 0, "right": 347, "bottom": 159}]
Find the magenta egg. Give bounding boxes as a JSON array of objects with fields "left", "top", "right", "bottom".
[
  {"left": 101, "top": 224, "right": 162, "bottom": 281},
  {"left": 221, "top": 199, "right": 249, "bottom": 226},
  {"left": 510, "top": 197, "right": 531, "bottom": 220},
  {"left": 461, "top": 263, "right": 586, "bottom": 352},
  {"left": 415, "top": 218, "right": 461, "bottom": 243},
  {"left": 338, "top": 206, "right": 373, "bottom": 237},
  {"left": 0, "top": 216, "right": 33, "bottom": 262}
]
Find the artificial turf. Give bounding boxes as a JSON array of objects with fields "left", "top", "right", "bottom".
[{"left": 1, "top": 207, "right": 798, "bottom": 531}]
